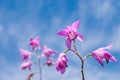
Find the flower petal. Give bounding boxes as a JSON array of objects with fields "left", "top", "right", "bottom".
[
  {"left": 56, "top": 53, "right": 68, "bottom": 74},
  {"left": 72, "top": 20, "right": 80, "bottom": 32},
  {"left": 41, "top": 45, "right": 56, "bottom": 58},
  {"left": 21, "top": 61, "right": 32, "bottom": 70},
  {"left": 57, "top": 30, "right": 67, "bottom": 37},
  {"left": 102, "top": 44, "right": 112, "bottom": 50},
  {"left": 66, "top": 38, "right": 71, "bottom": 49},
  {"left": 60, "top": 68, "right": 65, "bottom": 74},
  {"left": 92, "top": 52, "right": 104, "bottom": 66},
  {"left": 77, "top": 33, "right": 84, "bottom": 42},
  {"left": 102, "top": 45, "right": 116, "bottom": 62},
  {"left": 104, "top": 52, "right": 117, "bottom": 62},
  {"left": 29, "top": 37, "right": 40, "bottom": 50},
  {"left": 109, "top": 56, "right": 117, "bottom": 62},
  {"left": 20, "top": 49, "right": 32, "bottom": 61},
  {"left": 65, "top": 26, "right": 72, "bottom": 31}
]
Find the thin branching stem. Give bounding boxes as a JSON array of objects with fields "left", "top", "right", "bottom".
[
  {"left": 38, "top": 58, "right": 42, "bottom": 80},
  {"left": 70, "top": 40, "right": 85, "bottom": 80},
  {"left": 35, "top": 50, "right": 42, "bottom": 80}
]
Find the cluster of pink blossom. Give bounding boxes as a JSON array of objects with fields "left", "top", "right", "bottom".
[
  {"left": 20, "top": 37, "right": 56, "bottom": 80},
  {"left": 20, "top": 37, "right": 41, "bottom": 70},
  {"left": 20, "top": 20, "right": 117, "bottom": 80},
  {"left": 20, "top": 48, "right": 32, "bottom": 70}
]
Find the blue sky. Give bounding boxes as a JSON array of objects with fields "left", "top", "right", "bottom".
[{"left": 0, "top": 0, "right": 120, "bottom": 80}]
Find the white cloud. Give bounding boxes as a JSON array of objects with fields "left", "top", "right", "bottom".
[
  {"left": 85, "top": 69, "right": 120, "bottom": 80},
  {"left": 8, "top": 24, "right": 39, "bottom": 49},
  {"left": 91, "top": 0, "right": 115, "bottom": 19},
  {"left": 112, "top": 25, "right": 120, "bottom": 52},
  {"left": 0, "top": 55, "right": 25, "bottom": 80}
]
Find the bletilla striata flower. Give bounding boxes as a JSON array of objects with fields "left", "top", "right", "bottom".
[
  {"left": 41, "top": 45, "right": 56, "bottom": 58},
  {"left": 29, "top": 37, "right": 40, "bottom": 50},
  {"left": 46, "top": 58, "right": 54, "bottom": 66},
  {"left": 57, "top": 20, "right": 84, "bottom": 49},
  {"left": 21, "top": 61, "right": 32, "bottom": 70},
  {"left": 20, "top": 49, "right": 32, "bottom": 61},
  {"left": 56, "top": 53, "right": 68, "bottom": 74},
  {"left": 92, "top": 44, "right": 117, "bottom": 66}
]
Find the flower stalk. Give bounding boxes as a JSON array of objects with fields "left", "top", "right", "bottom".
[
  {"left": 38, "top": 58, "right": 42, "bottom": 80},
  {"left": 35, "top": 50, "right": 42, "bottom": 80},
  {"left": 73, "top": 40, "right": 85, "bottom": 80}
]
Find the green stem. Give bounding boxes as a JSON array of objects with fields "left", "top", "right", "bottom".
[
  {"left": 64, "top": 49, "right": 69, "bottom": 53},
  {"left": 73, "top": 40, "right": 85, "bottom": 80},
  {"left": 83, "top": 54, "right": 92, "bottom": 61}
]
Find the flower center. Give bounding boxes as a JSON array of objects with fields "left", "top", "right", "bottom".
[{"left": 68, "top": 30, "right": 76, "bottom": 40}]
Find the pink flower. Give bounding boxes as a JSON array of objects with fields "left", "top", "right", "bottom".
[
  {"left": 21, "top": 61, "right": 32, "bottom": 70},
  {"left": 57, "top": 20, "right": 84, "bottom": 49},
  {"left": 29, "top": 37, "right": 40, "bottom": 50},
  {"left": 92, "top": 44, "right": 117, "bottom": 66},
  {"left": 46, "top": 58, "right": 54, "bottom": 66},
  {"left": 20, "top": 49, "right": 32, "bottom": 61},
  {"left": 56, "top": 53, "right": 68, "bottom": 74},
  {"left": 41, "top": 45, "right": 56, "bottom": 58}
]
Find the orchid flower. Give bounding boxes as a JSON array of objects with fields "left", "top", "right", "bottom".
[
  {"left": 41, "top": 45, "right": 56, "bottom": 58},
  {"left": 21, "top": 61, "right": 32, "bottom": 70},
  {"left": 20, "top": 48, "right": 32, "bottom": 61},
  {"left": 29, "top": 37, "right": 40, "bottom": 50},
  {"left": 57, "top": 20, "right": 84, "bottom": 49},
  {"left": 56, "top": 53, "right": 68, "bottom": 74},
  {"left": 46, "top": 58, "right": 54, "bottom": 66},
  {"left": 92, "top": 44, "right": 117, "bottom": 66}
]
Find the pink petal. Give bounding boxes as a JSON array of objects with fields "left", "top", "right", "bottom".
[
  {"left": 77, "top": 33, "right": 84, "bottom": 42},
  {"left": 104, "top": 52, "right": 117, "bottom": 62},
  {"left": 56, "top": 53, "right": 68, "bottom": 74},
  {"left": 43, "top": 45, "right": 47, "bottom": 52},
  {"left": 92, "top": 52, "right": 104, "bottom": 66},
  {"left": 57, "top": 30, "right": 67, "bottom": 37},
  {"left": 66, "top": 38, "right": 71, "bottom": 49},
  {"left": 36, "top": 37, "right": 40, "bottom": 41},
  {"left": 65, "top": 26, "right": 72, "bottom": 31},
  {"left": 72, "top": 20, "right": 80, "bottom": 32},
  {"left": 109, "top": 56, "right": 117, "bottom": 62},
  {"left": 46, "top": 58, "right": 54, "bottom": 66},
  {"left": 42, "top": 45, "right": 56, "bottom": 57},
  {"left": 20, "top": 49, "right": 32, "bottom": 61},
  {"left": 29, "top": 36, "right": 40, "bottom": 50},
  {"left": 60, "top": 68, "right": 65, "bottom": 74},
  {"left": 102, "top": 44, "right": 112, "bottom": 50},
  {"left": 21, "top": 61, "right": 32, "bottom": 70}
]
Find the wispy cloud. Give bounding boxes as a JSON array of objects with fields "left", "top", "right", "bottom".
[
  {"left": 112, "top": 25, "right": 120, "bottom": 52},
  {"left": 91, "top": 0, "right": 115, "bottom": 19}
]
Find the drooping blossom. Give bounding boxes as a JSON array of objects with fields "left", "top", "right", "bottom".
[
  {"left": 57, "top": 20, "right": 84, "bottom": 49},
  {"left": 21, "top": 61, "right": 32, "bottom": 70},
  {"left": 29, "top": 37, "right": 40, "bottom": 50},
  {"left": 92, "top": 44, "right": 117, "bottom": 66},
  {"left": 46, "top": 58, "right": 54, "bottom": 66},
  {"left": 20, "top": 48, "right": 32, "bottom": 61},
  {"left": 41, "top": 45, "right": 56, "bottom": 58},
  {"left": 56, "top": 53, "right": 68, "bottom": 74}
]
